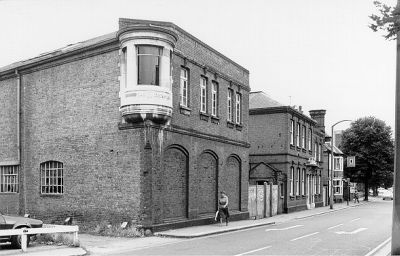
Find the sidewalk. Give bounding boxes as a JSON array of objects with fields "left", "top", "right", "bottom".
[
  {"left": 155, "top": 200, "right": 368, "bottom": 238},
  {"left": 78, "top": 200, "right": 369, "bottom": 255}
]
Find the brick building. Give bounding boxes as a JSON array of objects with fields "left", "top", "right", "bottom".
[
  {"left": 0, "top": 19, "right": 250, "bottom": 230},
  {"left": 324, "top": 140, "right": 345, "bottom": 203},
  {"left": 248, "top": 91, "right": 327, "bottom": 213}
]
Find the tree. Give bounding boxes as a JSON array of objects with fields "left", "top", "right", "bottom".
[
  {"left": 369, "top": 1, "right": 400, "bottom": 40},
  {"left": 340, "top": 117, "right": 394, "bottom": 201}
]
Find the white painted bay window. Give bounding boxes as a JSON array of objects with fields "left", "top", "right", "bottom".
[{"left": 137, "top": 46, "right": 161, "bottom": 85}]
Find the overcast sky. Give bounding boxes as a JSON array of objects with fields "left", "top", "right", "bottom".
[{"left": 0, "top": 0, "right": 396, "bottom": 134}]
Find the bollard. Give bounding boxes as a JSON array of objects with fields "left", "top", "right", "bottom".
[{"left": 21, "top": 233, "right": 28, "bottom": 252}]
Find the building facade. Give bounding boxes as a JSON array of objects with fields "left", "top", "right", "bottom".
[
  {"left": 248, "top": 92, "right": 327, "bottom": 213},
  {"left": 0, "top": 19, "right": 250, "bottom": 230},
  {"left": 324, "top": 141, "right": 345, "bottom": 203}
]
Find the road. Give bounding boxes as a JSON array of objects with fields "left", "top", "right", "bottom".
[{"left": 116, "top": 200, "right": 392, "bottom": 255}]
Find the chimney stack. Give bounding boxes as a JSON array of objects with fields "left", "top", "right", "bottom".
[{"left": 309, "top": 109, "right": 326, "bottom": 133}]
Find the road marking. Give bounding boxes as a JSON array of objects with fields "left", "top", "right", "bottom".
[
  {"left": 265, "top": 225, "right": 303, "bottom": 232},
  {"left": 364, "top": 237, "right": 391, "bottom": 256},
  {"left": 349, "top": 218, "right": 361, "bottom": 222},
  {"left": 234, "top": 245, "right": 272, "bottom": 256},
  {"left": 290, "top": 232, "right": 319, "bottom": 241},
  {"left": 327, "top": 223, "right": 343, "bottom": 230},
  {"left": 335, "top": 228, "right": 367, "bottom": 235}
]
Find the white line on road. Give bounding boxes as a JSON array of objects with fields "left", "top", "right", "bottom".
[
  {"left": 335, "top": 228, "right": 367, "bottom": 235},
  {"left": 234, "top": 245, "right": 272, "bottom": 256},
  {"left": 327, "top": 223, "right": 343, "bottom": 230},
  {"left": 364, "top": 237, "right": 391, "bottom": 256},
  {"left": 265, "top": 225, "right": 303, "bottom": 232},
  {"left": 290, "top": 232, "right": 319, "bottom": 241},
  {"left": 349, "top": 217, "right": 361, "bottom": 222}
]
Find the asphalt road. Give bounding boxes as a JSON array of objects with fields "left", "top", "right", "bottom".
[{"left": 118, "top": 200, "right": 392, "bottom": 256}]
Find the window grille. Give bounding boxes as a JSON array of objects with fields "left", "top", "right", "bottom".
[
  {"left": 0, "top": 166, "right": 19, "bottom": 193},
  {"left": 40, "top": 161, "right": 64, "bottom": 195}
]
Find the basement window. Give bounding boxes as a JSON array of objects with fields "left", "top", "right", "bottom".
[
  {"left": 40, "top": 161, "right": 64, "bottom": 195},
  {"left": 0, "top": 165, "right": 19, "bottom": 193}
]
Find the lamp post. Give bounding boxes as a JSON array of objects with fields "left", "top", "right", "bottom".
[{"left": 330, "top": 119, "right": 352, "bottom": 210}]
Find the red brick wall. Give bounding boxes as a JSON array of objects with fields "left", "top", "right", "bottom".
[
  {"left": 0, "top": 78, "right": 18, "bottom": 162},
  {"left": 20, "top": 50, "right": 144, "bottom": 224},
  {"left": 0, "top": 77, "right": 20, "bottom": 214}
]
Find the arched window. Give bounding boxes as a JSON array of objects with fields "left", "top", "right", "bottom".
[{"left": 40, "top": 161, "right": 64, "bottom": 195}]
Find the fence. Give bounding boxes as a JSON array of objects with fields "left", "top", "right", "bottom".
[
  {"left": 0, "top": 224, "right": 79, "bottom": 252},
  {"left": 248, "top": 183, "right": 278, "bottom": 219}
]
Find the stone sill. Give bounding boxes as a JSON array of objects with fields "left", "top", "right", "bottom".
[
  {"left": 199, "top": 112, "right": 210, "bottom": 122},
  {"left": 226, "top": 121, "right": 235, "bottom": 129},
  {"left": 211, "top": 116, "right": 220, "bottom": 124},
  {"left": 179, "top": 105, "right": 191, "bottom": 116}
]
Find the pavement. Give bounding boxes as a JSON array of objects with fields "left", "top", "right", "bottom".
[{"left": 1, "top": 198, "right": 392, "bottom": 256}]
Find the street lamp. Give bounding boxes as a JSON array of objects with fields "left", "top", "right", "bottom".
[{"left": 330, "top": 119, "right": 352, "bottom": 210}]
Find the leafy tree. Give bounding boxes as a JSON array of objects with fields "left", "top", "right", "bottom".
[
  {"left": 369, "top": 1, "right": 400, "bottom": 40},
  {"left": 340, "top": 117, "right": 394, "bottom": 200}
]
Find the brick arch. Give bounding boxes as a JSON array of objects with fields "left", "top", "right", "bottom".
[
  {"left": 220, "top": 155, "right": 241, "bottom": 211},
  {"left": 162, "top": 145, "right": 188, "bottom": 220},
  {"left": 197, "top": 150, "right": 218, "bottom": 215}
]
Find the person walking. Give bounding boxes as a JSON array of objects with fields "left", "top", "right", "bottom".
[
  {"left": 354, "top": 189, "right": 359, "bottom": 203},
  {"left": 218, "top": 191, "right": 230, "bottom": 226}
]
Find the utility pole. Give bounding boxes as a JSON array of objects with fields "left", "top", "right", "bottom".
[{"left": 392, "top": 1, "right": 400, "bottom": 253}]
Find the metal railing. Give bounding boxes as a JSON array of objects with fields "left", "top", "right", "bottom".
[{"left": 0, "top": 224, "right": 79, "bottom": 252}]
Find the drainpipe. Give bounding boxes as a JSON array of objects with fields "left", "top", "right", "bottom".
[
  {"left": 15, "top": 69, "right": 25, "bottom": 213},
  {"left": 15, "top": 69, "right": 20, "bottom": 164}
]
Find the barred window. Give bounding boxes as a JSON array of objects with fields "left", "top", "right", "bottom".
[
  {"left": 40, "top": 161, "right": 64, "bottom": 195},
  {"left": 0, "top": 166, "right": 19, "bottom": 193}
]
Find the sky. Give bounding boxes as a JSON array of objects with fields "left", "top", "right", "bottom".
[{"left": 0, "top": 0, "right": 397, "bottom": 134}]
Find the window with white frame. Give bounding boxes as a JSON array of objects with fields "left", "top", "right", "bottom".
[
  {"left": 0, "top": 166, "right": 19, "bottom": 193},
  {"left": 200, "top": 77, "right": 207, "bottom": 113},
  {"left": 296, "top": 168, "right": 300, "bottom": 195},
  {"left": 290, "top": 167, "right": 294, "bottom": 196},
  {"left": 301, "top": 169, "right": 305, "bottom": 195},
  {"left": 227, "top": 89, "right": 233, "bottom": 121},
  {"left": 211, "top": 81, "right": 218, "bottom": 116},
  {"left": 318, "top": 144, "right": 322, "bottom": 162},
  {"left": 302, "top": 125, "right": 306, "bottom": 149},
  {"left": 40, "top": 161, "right": 64, "bottom": 195},
  {"left": 236, "top": 93, "right": 241, "bottom": 124},
  {"left": 314, "top": 142, "right": 318, "bottom": 159},
  {"left": 334, "top": 157, "right": 342, "bottom": 170},
  {"left": 296, "top": 123, "right": 300, "bottom": 147},
  {"left": 180, "top": 68, "right": 189, "bottom": 107},
  {"left": 290, "top": 120, "right": 294, "bottom": 145},
  {"left": 137, "top": 45, "right": 161, "bottom": 85},
  {"left": 334, "top": 180, "right": 342, "bottom": 195},
  {"left": 314, "top": 175, "right": 317, "bottom": 195},
  {"left": 308, "top": 128, "right": 312, "bottom": 151}
]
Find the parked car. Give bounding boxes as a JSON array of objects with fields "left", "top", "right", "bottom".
[
  {"left": 382, "top": 190, "right": 394, "bottom": 200},
  {"left": 0, "top": 212, "right": 43, "bottom": 248}
]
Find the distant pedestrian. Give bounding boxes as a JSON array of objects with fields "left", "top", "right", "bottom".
[
  {"left": 354, "top": 189, "right": 359, "bottom": 203},
  {"left": 217, "top": 191, "right": 230, "bottom": 225}
]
